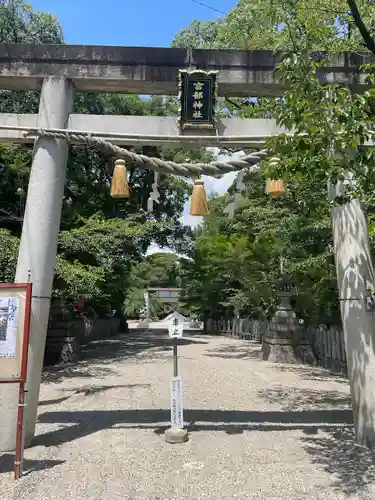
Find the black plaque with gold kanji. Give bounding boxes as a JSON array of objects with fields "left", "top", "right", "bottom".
[{"left": 178, "top": 70, "right": 217, "bottom": 130}]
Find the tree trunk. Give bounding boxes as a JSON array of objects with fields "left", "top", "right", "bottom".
[{"left": 347, "top": 0, "right": 375, "bottom": 54}]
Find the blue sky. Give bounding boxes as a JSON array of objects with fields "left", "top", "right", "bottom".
[{"left": 30, "top": 0, "right": 237, "bottom": 47}]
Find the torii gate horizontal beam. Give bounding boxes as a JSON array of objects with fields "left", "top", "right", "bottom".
[
  {"left": 0, "top": 44, "right": 373, "bottom": 97},
  {"left": 0, "top": 113, "right": 288, "bottom": 148},
  {"left": 1, "top": 113, "right": 374, "bottom": 148}
]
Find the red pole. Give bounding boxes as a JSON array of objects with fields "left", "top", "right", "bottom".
[
  {"left": 14, "top": 382, "right": 25, "bottom": 480},
  {"left": 14, "top": 282, "right": 32, "bottom": 480}
]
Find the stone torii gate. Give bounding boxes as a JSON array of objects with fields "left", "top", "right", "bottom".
[{"left": 0, "top": 44, "right": 374, "bottom": 451}]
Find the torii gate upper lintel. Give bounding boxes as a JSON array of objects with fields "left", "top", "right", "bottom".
[{"left": 0, "top": 43, "right": 372, "bottom": 96}]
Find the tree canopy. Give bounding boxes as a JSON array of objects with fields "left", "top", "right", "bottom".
[
  {"left": 172, "top": 0, "right": 375, "bottom": 53},
  {"left": 0, "top": 0, "right": 211, "bottom": 318},
  {"left": 177, "top": 0, "right": 375, "bottom": 327},
  {"left": 124, "top": 252, "right": 182, "bottom": 318},
  {"left": 2, "top": 0, "right": 375, "bottom": 327}
]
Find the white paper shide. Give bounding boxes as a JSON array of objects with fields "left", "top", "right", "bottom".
[
  {"left": 0, "top": 297, "right": 19, "bottom": 359},
  {"left": 170, "top": 376, "right": 184, "bottom": 429}
]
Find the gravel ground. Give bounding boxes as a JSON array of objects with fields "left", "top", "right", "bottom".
[{"left": 1, "top": 332, "right": 374, "bottom": 500}]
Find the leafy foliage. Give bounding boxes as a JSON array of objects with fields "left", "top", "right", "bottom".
[
  {"left": 0, "top": 0, "right": 63, "bottom": 43},
  {"left": 173, "top": 0, "right": 375, "bottom": 53},
  {"left": 3, "top": 0, "right": 375, "bottom": 327},
  {"left": 0, "top": 229, "right": 19, "bottom": 282},
  {"left": 0, "top": 1, "right": 211, "bottom": 317},
  {"left": 172, "top": 0, "right": 375, "bottom": 122},
  {"left": 176, "top": 0, "right": 375, "bottom": 326},
  {"left": 266, "top": 54, "right": 375, "bottom": 207},
  {"left": 181, "top": 171, "right": 339, "bottom": 325},
  {"left": 124, "top": 252, "right": 182, "bottom": 318},
  {"left": 172, "top": 19, "right": 222, "bottom": 49}
]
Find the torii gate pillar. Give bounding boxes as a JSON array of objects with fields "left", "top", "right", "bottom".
[
  {"left": 332, "top": 198, "right": 375, "bottom": 448},
  {"left": 0, "top": 77, "right": 74, "bottom": 451}
]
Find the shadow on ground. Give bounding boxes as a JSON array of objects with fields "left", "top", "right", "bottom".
[
  {"left": 273, "top": 364, "right": 348, "bottom": 383},
  {"left": 302, "top": 426, "right": 375, "bottom": 495},
  {"left": 42, "top": 333, "right": 207, "bottom": 384},
  {"left": 33, "top": 405, "right": 375, "bottom": 496},
  {"left": 257, "top": 380, "right": 375, "bottom": 495},
  {"left": 0, "top": 452, "right": 64, "bottom": 476},
  {"left": 35, "top": 334, "right": 373, "bottom": 495},
  {"left": 258, "top": 387, "right": 351, "bottom": 411},
  {"left": 38, "top": 384, "right": 152, "bottom": 406},
  {"left": 205, "top": 342, "right": 262, "bottom": 361},
  {"left": 34, "top": 407, "right": 353, "bottom": 448}
]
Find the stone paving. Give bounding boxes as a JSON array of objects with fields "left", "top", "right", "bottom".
[{"left": 1, "top": 332, "right": 375, "bottom": 500}]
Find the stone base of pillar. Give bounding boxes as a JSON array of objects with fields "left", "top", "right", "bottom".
[
  {"left": 261, "top": 336, "right": 316, "bottom": 364},
  {"left": 60, "top": 336, "right": 81, "bottom": 363},
  {"left": 44, "top": 299, "right": 82, "bottom": 365},
  {"left": 261, "top": 295, "right": 316, "bottom": 365}
]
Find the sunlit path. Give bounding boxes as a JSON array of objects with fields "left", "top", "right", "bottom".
[{"left": 2, "top": 331, "right": 372, "bottom": 500}]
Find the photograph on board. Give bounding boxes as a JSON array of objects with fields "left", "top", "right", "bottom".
[{"left": 0, "top": 297, "right": 19, "bottom": 359}]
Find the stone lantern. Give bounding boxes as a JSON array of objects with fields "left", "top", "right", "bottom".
[{"left": 261, "top": 267, "right": 316, "bottom": 364}]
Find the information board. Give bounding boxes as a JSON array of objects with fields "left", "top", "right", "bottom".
[{"left": 0, "top": 284, "right": 31, "bottom": 381}]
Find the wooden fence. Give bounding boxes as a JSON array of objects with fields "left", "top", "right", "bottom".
[
  {"left": 206, "top": 318, "right": 347, "bottom": 373},
  {"left": 306, "top": 325, "right": 347, "bottom": 373},
  {"left": 206, "top": 318, "right": 267, "bottom": 342}
]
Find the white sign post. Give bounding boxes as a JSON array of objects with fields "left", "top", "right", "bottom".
[{"left": 164, "top": 315, "right": 188, "bottom": 443}]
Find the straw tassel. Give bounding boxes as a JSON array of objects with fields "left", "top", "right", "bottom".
[
  {"left": 265, "top": 157, "right": 285, "bottom": 196},
  {"left": 265, "top": 179, "right": 285, "bottom": 196},
  {"left": 190, "top": 178, "right": 209, "bottom": 216},
  {"left": 110, "top": 159, "right": 129, "bottom": 198}
]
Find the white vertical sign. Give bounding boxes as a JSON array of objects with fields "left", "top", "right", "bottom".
[
  {"left": 168, "top": 317, "right": 184, "bottom": 338},
  {"left": 170, "top": 376, "right": 184, "bottom": 429},
  {"left": 143, "top": 292, "right": 150, "bottom": 319}
]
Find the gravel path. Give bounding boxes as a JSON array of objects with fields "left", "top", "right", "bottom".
[{"left": 1, "top": 332, "right": 374, "bottom": 500}]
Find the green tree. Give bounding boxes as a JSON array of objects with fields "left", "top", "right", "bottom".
[
  {"left": 172, "top": 0, "right": 375, "bottom": 120},
  {"left": 173, "top": 0, "right": 375, "bottom": 53},
  {"left": 0, "top": 0, "right": 212, "bottom": 318},
  {"left": 0, "top": 0, "right": 63, "bottom": 43},
  {"left": 0, "top": 229, "right": 19, "bottom": 282},
  {"left": 172, "top": 19, "right": 222, "bottom": 48},
  {"left": 175, "top": 0, "right": 375, "bottom": 329},
  {"left": 266, "top": 54, "right": 375, "bottom": 207},
  {"left": 0, "top": 0, "right": 63, "bottom": 114},
  {"left": 181, "top": 170, "right": 338, "bottom": 325},
  {"left": 124, "top": 252, "right": 182, "bottom": 318}
]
